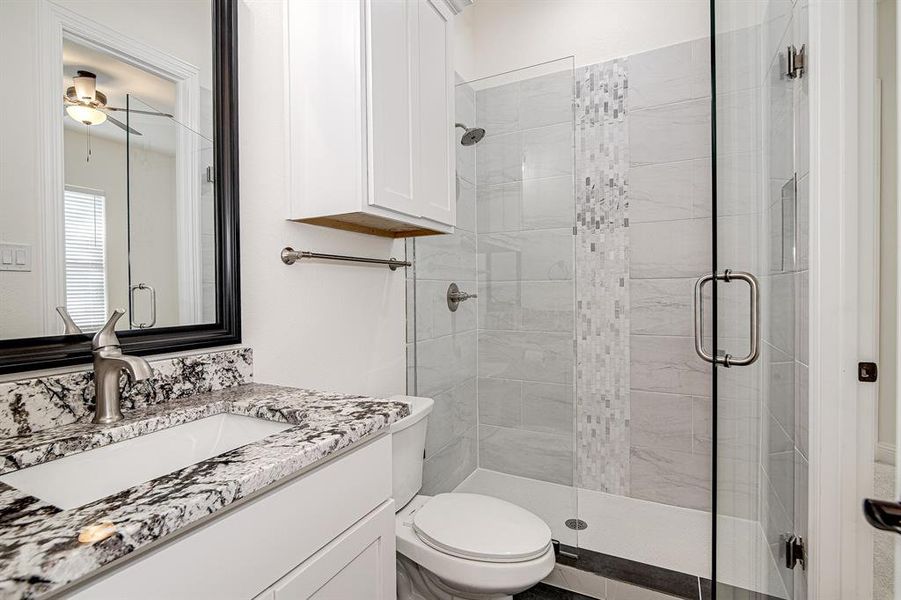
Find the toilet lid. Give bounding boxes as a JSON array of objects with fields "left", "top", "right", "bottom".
[{"left": 412, "top": 493, "right": 552, "bottom": 563}]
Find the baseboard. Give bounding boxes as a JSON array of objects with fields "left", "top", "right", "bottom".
[{"left": 876, "top": 441, "right": 896, "bottom": 465}]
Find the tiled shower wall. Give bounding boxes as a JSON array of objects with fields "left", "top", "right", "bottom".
[
  {"left": 622, "top": 41, "right": 715, "bottom": 511},
  {"left": 474, "top": 68, "right": 576, "bottom": 487},
  {"left": 407, "top": 80, "right": 479, "bottom": 496}
]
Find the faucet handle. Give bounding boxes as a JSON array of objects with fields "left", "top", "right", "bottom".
[{"left": 92, "top": 309, "right": 125, "bottom": 350}]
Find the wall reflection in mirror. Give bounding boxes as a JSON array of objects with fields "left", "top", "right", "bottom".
[{"left": 0, "top": 0, "right": 215, "bottom": 339}]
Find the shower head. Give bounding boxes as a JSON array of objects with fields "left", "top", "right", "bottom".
[{"left": 455, "top": 122, "right": 486, "bottom": 146}]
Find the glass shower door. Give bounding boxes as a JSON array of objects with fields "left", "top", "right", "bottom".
[{"left": 710, "top": 1, "right": 807, "bottom": 599}]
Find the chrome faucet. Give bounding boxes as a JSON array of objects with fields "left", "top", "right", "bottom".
[{"left": 92, "top": 309, "right": 153, "bottom": 424}]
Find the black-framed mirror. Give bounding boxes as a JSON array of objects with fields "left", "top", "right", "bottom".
[{"left": 0, "top": 0, "right": 239, "bottom": 374}]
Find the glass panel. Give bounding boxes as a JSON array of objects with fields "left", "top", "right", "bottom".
[
  {"left": 408, "top": 58, "right": 578, "bottom": 549},
  {"left": 126, "top": 94, "right": 216, "bottom": 330},
  {"left": 712, "top": 1, "right": 808, "bottom": 598}
]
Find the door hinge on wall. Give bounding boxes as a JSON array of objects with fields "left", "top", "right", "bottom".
[
  {"left": 786, "top": 44, "right": 806, "bottom": 79},
  {"left": 783, "top": 534, "right": 806, "bottom": 570}
]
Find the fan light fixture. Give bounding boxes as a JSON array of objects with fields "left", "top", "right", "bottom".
[{"left": 66, "top": 104, "right": 107, "bottom": 126}]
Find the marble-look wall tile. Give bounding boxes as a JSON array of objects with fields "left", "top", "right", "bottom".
[
  {"left": 478, "top": 330, "right": 573, "bottom": 385},
  {"left": 693, "top": 396, "right": 759, "bottom": 462},
  {"left": 477, "top": 181, "right": 522, "bottom": 233},
  {"left": 478, "top": 377, "right": 522, "bottom": 428},
  {"left": 628, "top": 41, "right": 706, "bottom": 111},
  {"left": 425, "top": 377, "right": 477, "bottom": 457},
  {"left": 456, "top": 80, "right": 476, "bottom": 184},
  {"left": 414, "top": 279, "right": 477, "bottom": 342},
  {"left": 521, "top": 281, "right": 574, "bottom": 333},
  {"left": 523, "top": 123, "right": 574, "bottom": 181},
  {"left": 479, "top": 424, "right": 573, "bottom": 485},
  {"left": 630, "top": 159, "right": 710, "bottom": 224},
  {"left": 521, "top": 176, "right": 574, "bottom": 230},
  {"left": 456, "top": 176, "right": 476, "bottom": 233},
  {"left": 630, "top": 278, "right": 695, "bottom": 336},
  {"left": 630, "top": 447, "right": 711, "bottom": 511},
  {"left": 0, "top": 348, "right": 253, "bottom": 437},
  {"left": 422, "top": 425, "right": 477, "bottom": 495},
  {"left": 414, "top": 229, "right": 477, "bottom": 282},
  {"left": 522, "top": 382, "right": 573, "bottom": 437},
  {"left": 519, "top": 70, "right": 574, "bottom": 130},
  {"left": 574, "top": 58, "right": 631, "bottom": 494},
  {"left": 478, "top": 229, "right": 574, "bottom": 282},
  {"left": 630, "top": 99, "right": 711, "bottom": 165},
  {"left": 630, "top": 218, "right": 712, "bottom": 279},
  {"left": 630, "top": 334, "right": 711, "bottom": 397},
  {"left": 415, "top": 330, "right": 478, "bottom": 397},
  {"left": 477, "top": 281, "right": 522, "bottom": 330},
  {"left": 477, "top": 80, "right": 519, "bottom": 137},
  {"left": 718, "top": 455, "right": 759, "bottom": 521},
  {"left": 630, "top": 391, "right": 693, "bottom": 452},
  {"left": 713, "top": 24, "right": 762, "bottom": 96},
  {"left": 477, "top": 131, "right": 523, "bottom": 186}
]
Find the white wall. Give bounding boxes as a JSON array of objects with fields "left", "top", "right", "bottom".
[
  {"left": 454, "top": 0, "right": 710, "bottom": 81},
  {"left": 238, "top": 0, "right": 406, "bottom": 398}
]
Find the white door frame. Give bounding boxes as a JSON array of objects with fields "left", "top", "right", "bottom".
[
  {"left": 39, "top": 0, "right": 203, "bottom": 332},
  {"left": 807, "top": 0, "right": 878, "bottom": 597}
]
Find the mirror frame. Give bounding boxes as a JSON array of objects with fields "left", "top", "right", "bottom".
[{"left": 0, "top": 0, "right": 240, "bottom": 375}]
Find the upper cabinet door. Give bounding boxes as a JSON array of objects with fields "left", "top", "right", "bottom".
[
  {"left": 366, "top": 0, "right": 419, "bottom": 217},
  {"left": 415, "top": 0, "right": 455, "bottom": 225}
]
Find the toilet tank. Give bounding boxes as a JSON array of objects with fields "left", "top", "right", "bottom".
[{"left": 388, "top": 395, "right": 434, "bottom": 510}]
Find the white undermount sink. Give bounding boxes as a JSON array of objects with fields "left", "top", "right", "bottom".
[{"left": 0, "top": 413, "right": 292, "bottom": 510}]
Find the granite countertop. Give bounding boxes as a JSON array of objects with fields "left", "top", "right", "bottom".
[{"left": 0, "top": 383, "right": 410, "bottom": 599}]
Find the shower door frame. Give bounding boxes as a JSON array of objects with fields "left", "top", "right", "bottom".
[
  {"left": 708, "top": 0, "right": 879, "bottom": 597},
  {"left": 805, "top": 0, "right": 878, "bottom": 598}
]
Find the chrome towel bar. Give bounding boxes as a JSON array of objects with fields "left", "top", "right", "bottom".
[{"left": 280, "top": 247, "right": 411, "bottom": 271}]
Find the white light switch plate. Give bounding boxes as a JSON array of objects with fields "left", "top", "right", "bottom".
[{"left": 0, "top": 243, "right": 32, "bottom": 272}]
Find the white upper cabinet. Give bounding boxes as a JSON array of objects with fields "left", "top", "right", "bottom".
[{"left": 286, "top": 0, "right": 459, "bottom": 237}]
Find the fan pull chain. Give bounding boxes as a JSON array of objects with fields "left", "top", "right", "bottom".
[{"left": 85, "top": 124, "right": 92, "bottom": 163}]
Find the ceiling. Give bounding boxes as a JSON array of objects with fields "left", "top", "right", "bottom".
[{"left": 62, "top": 38, "right": 179, "bottom": 155}]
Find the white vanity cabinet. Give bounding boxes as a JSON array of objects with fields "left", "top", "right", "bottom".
[
  {"left": 66, "top": 436, "right": 395, "bottom": 600},
  {"left": 285, "top": 0, "right": 460, "bottom": 237}
]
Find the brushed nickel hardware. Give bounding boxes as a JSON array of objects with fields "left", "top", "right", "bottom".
[
  {"left": 693, "top": 270, "right": 760, "bottom": 367},
  {"left": 55, "top": 306, "right": 83, "bottom": 334},
  {"left": 786, "top": 44, "right": 806, "bottom": 79},
  {"left": 446, "top": 283, "right": 477, "bottom": 312},
  {"left": 783, "top": 534, "right": 806, "bottom": 570},
  {"left": 280, "top": 247, "right": 411, "bottom": 271},
  {"left": 128, "top": 283, "right": 157, "bottom": 329},
  {"left": 91, "top": 309, "right": 153, "bottom": 424}
]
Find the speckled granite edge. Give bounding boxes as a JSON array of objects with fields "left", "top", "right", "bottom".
[
  {"left": 0, "top": 383, "right": 410, "bottom": 600},
  {"left": 0, "top": 348, "right": 253, "bottom": 438}
]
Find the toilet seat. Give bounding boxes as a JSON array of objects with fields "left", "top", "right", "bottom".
[
  {"left": 412, "top": 493, "right": 552, "bottom": 563},
  {"left": 396, "top": 494, "right": 556, "bottom": 597}
]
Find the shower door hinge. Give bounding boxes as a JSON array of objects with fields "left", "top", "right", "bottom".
[
  {"left": 786, "top": 44, "right": 806, "bottom": 79},
  {"left": 783, "top": 534, "right": 806, "bottom": 570}
]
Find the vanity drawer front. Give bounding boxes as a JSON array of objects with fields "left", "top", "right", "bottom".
[{"left": 66, "top": 435, "right": 392, "bottom": 600}]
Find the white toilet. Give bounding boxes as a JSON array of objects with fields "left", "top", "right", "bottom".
[{"left": 390, "top": 395, "right": 555, "bottom": 600}]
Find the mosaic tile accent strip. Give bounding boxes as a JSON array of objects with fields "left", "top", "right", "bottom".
[
  {"left": 0, "top": 348, "right": 253, "bottom": 437},
  {"left": 574, "top": 59, "right": 631, "bottom": 493}
]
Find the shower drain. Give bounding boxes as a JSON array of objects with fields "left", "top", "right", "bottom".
[{"left": 565, "top": 518, "right": 588, "bottom": 531}]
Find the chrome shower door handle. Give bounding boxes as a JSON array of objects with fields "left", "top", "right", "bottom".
[
  {"left": 693, "top": 273, "right": 716, "bottom": 364},
  {"left": 693, "top": 270, "right": 760, "bottom": 368},
  {"left": 128, "top": 283, "right": 157, "bottom": 329}
]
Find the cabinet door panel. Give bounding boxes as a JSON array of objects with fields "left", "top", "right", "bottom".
[
  {"left": 271, "top": 501, "right": 396, "bottom": 599},
  {"left": 367, "top": 0, "right": 418, "bottom": 216},
  {"left": 416, "top": 0, "right": 455, "bottom": 226}
]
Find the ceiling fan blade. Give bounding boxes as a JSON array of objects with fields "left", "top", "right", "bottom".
[
  {"left": 106, "top": 106, "right": 174, "bottom": 118},
  {"left": 105, "top": 114, "right": 143, "bottom": 136}
]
